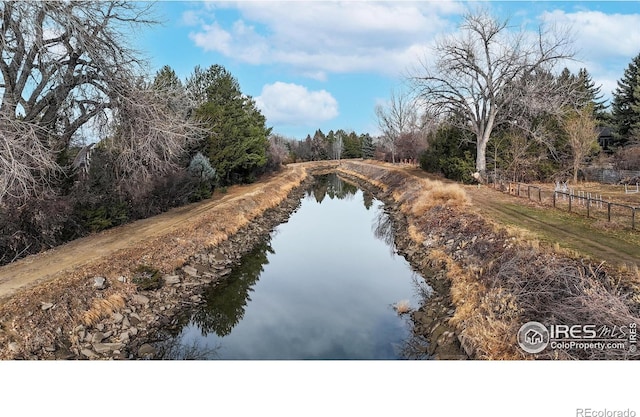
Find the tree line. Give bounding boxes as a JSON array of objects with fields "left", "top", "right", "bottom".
[
  {"left": 0, "top": 3, "right": 279, "bottom": 265},
  {"left": 374, "top": 10, "right": 640, "bottom": 184}
]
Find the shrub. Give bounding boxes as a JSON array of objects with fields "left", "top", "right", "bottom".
[{"left": 132, "top": 265, "right": 163, "bottom": 291}]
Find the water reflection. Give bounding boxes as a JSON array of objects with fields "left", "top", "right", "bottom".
[
  {"left": 162, "top": 174, "right": 432, "bottom": 359},
  {"left": 372, "top": 206, "right": 396, "bottom": 250},
  {"left": 191, "top": 241, "right": 274, "bottom": 337},
  {"left": 306, "top": 173, "right": 358, "bottom": 203}
]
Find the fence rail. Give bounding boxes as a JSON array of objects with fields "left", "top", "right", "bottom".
[{"left": 496, "top": 180, "right": 638, "bottom": 230}]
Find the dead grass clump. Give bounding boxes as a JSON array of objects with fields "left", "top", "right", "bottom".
[
  {"left": 409, "top": 183, "right": 468, "bottom": 217},
  {"left": 82, "top": 294, "right": 125, "bottom": 327},
  {"left": 407, "top": 224, "right": 425, "bottom": 245},
  {"left": 394, "top": 300, "right": 412, "bottom": 314}
]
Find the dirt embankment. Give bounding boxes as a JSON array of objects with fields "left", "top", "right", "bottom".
[
  {"left": 337, "top": 161, "right": 640, "bottom": 360},
  {"left": 2, "top": 160, "right": 639, "bottom": 360},
  {"left": 0, "top": 165, "right": 310, "bottom": 359}
]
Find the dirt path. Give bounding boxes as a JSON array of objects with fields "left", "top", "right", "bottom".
[
  {"left": 2, "top": 162, "right": 637, "bottom": 302},
  {"left": 0, "top": 181, "right": 266, "bottom": 301},
  {"left": 400, "top": 166, "right": 640, "bottom": 267}
]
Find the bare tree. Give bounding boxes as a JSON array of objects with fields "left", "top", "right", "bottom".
[
  {"left": 411, "top": 10, "right": 574, "bottom": 177},
  {"left": 0, "top": 116, "right": 60, "bottom": 203},
  {"left": 375, "top": 89, "right": 420, "bottom": 163},
  {"left": 0, "top": 2, "right": 160, "bottom": 202},
  {"left": 562, "top": 105, "right": 599, "bottom": 183},
  {"left": 332, "top": 131, "right": 344, "bottom": 160},
  {"left": 105, "top": 82, "right": 203, "bottom": 197}
]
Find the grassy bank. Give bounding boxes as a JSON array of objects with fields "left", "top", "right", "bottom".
[
  {"left": 338, "top": 160, "right": 640, "bottom": 359},
  {"left": 0, "top": 165, "right": 307, "bottom": 358}
]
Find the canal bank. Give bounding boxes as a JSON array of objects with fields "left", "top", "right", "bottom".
[
  {"left": 336, "top": 161, "right": 640, "bottom": 360},
  {"left": 1, "top": 161, "right": 637, "bottom": 359}
]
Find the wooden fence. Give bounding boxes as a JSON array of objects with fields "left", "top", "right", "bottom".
[{"left": 498, "top": 181, "right": 638, "bottom": 230}]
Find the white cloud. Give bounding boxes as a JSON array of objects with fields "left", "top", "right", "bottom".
[
  {"left": 255, "top": 82, "right": 339, "bottom": 126},
  {"left": 541, "top": 9, "right": 640, "bottom": 100},
  {"left": 542, "top": 10, "right": 640, "bottom": 60},
  {"left": 186, "top": 1, "right": 463, "bottom": 78}
]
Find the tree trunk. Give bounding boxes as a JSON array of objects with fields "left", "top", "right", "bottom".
[{"left": 476, "top": 135, "right": 487, "bottom": 174}]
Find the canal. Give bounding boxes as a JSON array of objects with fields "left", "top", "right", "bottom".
[{"left": 159, "top": 174, "right": 432, "bottom": 359}]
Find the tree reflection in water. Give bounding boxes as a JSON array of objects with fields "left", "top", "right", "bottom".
[
  {"left": 372, "top": 206, "right": 396, "bottom": 251},
  {"left": 306, "top": 173, "right": 358, "bottom": 203},
  {"left": 190, "top": 240, "right": 274, "bottom": 337},
  {"left": 158, "top": 173, "right": 441, "bottom": 359}
]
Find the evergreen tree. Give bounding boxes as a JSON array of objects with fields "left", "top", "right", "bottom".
[
  {"left": 611, "top": 53, "right": 640, "bottom": 147},
  {"left": 342, "top": 131, "right": 362, "bottom": 158},
  {"left": 153, "top": 65, "right": 182, "bottom": 90},
  {"left": 361, "top": 134, "right": 375, "bottom": 159},
  {"left": 188, "top": 65, "right": 270, "bottom": 184},
  {"left": 577, "top": 68, "right": 608, "bottom": 122}
]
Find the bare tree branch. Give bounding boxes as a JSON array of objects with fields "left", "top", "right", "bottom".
[{"left": 410, "top": 9, "right": 575, "bottom": 175}]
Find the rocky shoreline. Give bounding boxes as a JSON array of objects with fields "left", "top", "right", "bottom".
[
  {"left": 1, "top": 162, "right": 472, "bottom": 360},
  {"left": 59, "top": 178, "right": 311, "bottom": 360},
  {"left": 333, "top": 169, "right": 469, "bottom": 359}
]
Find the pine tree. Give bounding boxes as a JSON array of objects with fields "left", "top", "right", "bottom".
[
  {"left": 611, "top": 53, "right": 640, "bottom": 147},
  {"left": 361, "top": 134, "right": 375, "bottom": 159},
  {"left": 577, "top": 68, "right": 608, "bottom": 122},
  {"left": 153, "top": 65, "right": 182, "bottom": 90},
  {"left": 188, "top": 65, "right": 270, "bottom": 184}
]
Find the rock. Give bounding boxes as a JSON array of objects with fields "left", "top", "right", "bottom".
[
  {"left": 132, "top": 294, "right": 149, "bottom": 306},
  {"left": 190, "top": 295, "right": 202, "bottom": 303},
  {"left": 93, "top": 342, "right": 125, "bottom": 355},
  {"left": 112, "top": 313, "right": 124, "bottom": 324},
  {"left": 81, "top": 348, "right": 98, "bottom": 359},
  {"left": 163, "top": 275, "right": 181, "bottom": 285},
  {"left": 92, "top": 332, "right": 105, "bottom": 344},
  {"left": 8, "top": 342, "right": 19, "bottom": 353},
  {"left": 183, "top": 265, "right": 199, "bottom": 277},
  {"left": 219, "top": 268, "right": 232, "bottom": 276},
  {"left": 95, "top": 323, "right": 105, "bottom": 332},
  {"left": 122, "top": 316, "right": 130, "bottom": 329},
  {"left": 40, "top": 302, "right": 54, "bottom": 311},
  {"left": 138, "top": 344, "right": 156, "bottom": 358},
  {"left": 44, "top": 346, "right": 56, "bottom": 352},
  {"left": 129, "top": 327, "right": 138, "bottom": 336},
  {"left": 119, "top": 331, "right": 130, "bottom": 343},
  {"left": 129, "top": 313, "right": 141, "bottom": 325},
  {"left": 93, "top": 276, "right": 107, "bottom": 290},
  {"left": 117, "top": 276, "right": 127, "bottom": 283}
]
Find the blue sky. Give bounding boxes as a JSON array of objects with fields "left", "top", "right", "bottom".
[{"left": 138, "top": 1, "right": 640, "bottom": 139}]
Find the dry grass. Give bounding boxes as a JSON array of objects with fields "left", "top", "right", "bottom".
[
  {"left": 394, "top": 300, "right": 412, "bottom": 314},
  {"left": 82, "top": 294, "right": 126, "bottom": 326},
  {"left": 337, "top": 160, "right": 640, "bottom": 360},
  {"left": 0, "top": 165, "right": 308, "bottom": 358}
]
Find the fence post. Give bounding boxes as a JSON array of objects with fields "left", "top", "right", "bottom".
[
  {"left": 587, "top": 196, "right": 590, "bottom": 218},
  {"left": 607, "top": 203, "right": 611, "bottom": 222},
  {"left": 569, "top": 194, "right": 572, "bottom": 212},
  {"left": 553, "top": 191, "right": 556, "bottom": 208},
  {"left": 633, "top": 208, "right": 636, "bottom": 230}
]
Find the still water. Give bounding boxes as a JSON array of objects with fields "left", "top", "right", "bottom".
[{"left": 161, "top": 174, "right": 431, "bottom": 359}]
